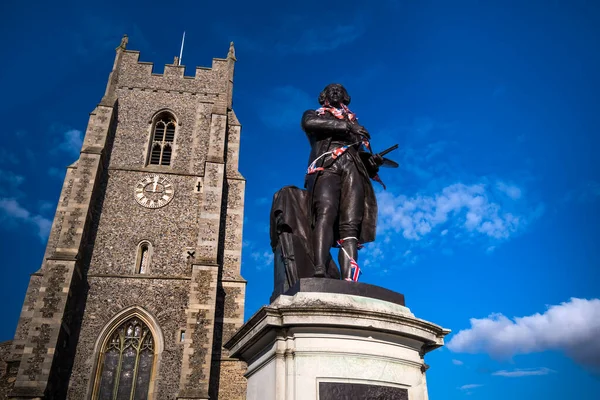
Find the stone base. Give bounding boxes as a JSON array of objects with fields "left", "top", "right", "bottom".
[{"left": 225, "top": 281, "right": 450, "bottom": 400}]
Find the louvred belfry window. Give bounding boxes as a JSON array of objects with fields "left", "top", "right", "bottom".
[
  {"left": 149, "top": 115, "right": 176, "bottom": 166},
  {"left": 95, "top": 317, "right": 155, "bottom": 400}
]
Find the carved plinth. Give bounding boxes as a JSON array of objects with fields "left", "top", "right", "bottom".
[{"left": 225, "top": 280, "right": 450, "bottom": 400}]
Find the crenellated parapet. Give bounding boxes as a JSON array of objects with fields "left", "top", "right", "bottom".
[{"left": 113, "top": 47, "right": 236, "bottom": 101}]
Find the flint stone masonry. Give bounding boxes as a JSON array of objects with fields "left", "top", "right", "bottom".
[
  {"left": 68, "top": 277, "right": 188, "bottom": 399},
  {"left": 110, "top": 88, "right": 212, "bottom": 174},
  {"left": 5, "top": 37, "right": 247, "bottom": 399},
  {"left": 0, "top": 341, "right": 17, "bottom": 399},
  {"left": 88, "top": 170, "right": 200, "bottom": 276}
]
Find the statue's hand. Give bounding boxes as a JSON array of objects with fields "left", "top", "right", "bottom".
[
  {"left": 349, "top": 123, "right": 370, "bottom": 140},
  {"left": 371, "top": 154, "right": 384, "bottom": 167},
  {"left": 365, "top": 154, "right": 383, "bottom": 177}
]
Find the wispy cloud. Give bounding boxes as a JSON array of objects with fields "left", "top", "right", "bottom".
[
  {"left": 459, "top": 384, "right": 483, "bottom": 390},
  {"left": 496, "top": 181, "right": 522, "bottom": 200},
  {"left": 250, "top": 250, "right": 274, "bottom": 270},
  {"left": 377, "top": 182, "right": 541, "bottom": 242},
  {"left": 243, "top": 240, "right": 273, "bottom": 271},
  {"left": 56, "top": 129, "right": 83, "bottom": 157},
  {"left": 492, "top": 367, "right": 556, "bottom": 378},
  {"left": 447, "top": 298, "right": 600, "bottom": 370},
  {"left": 459, "top": 383, "right": 483, "bottom": 395},
  {"left": 0, "top": 198, "right": 52, "bottom": 241},
  {"left": 359, "top": 180, "right": 543, "bottom": 270},
  {"left": 452, "top": 359, "right": 464, "bottom": 366}
]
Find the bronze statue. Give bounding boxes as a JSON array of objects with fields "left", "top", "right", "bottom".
[
  {"left": 270, "top": 84, "right": 397, "bottom": 297},
  {"left": 302, "top": 84, "right": 383, "bottom": 280}
]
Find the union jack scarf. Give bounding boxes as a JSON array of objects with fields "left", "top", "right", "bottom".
[
  {"left": 306, "top": 144, "right": 351, "bottom": 175},
  {"left": 309, "top": 105, "right": 387, "bottom": 190},
  {"left": 336, "top": 237, "right": 363, "bottom": 282},
  {"left": 316, "top": 102, "right": 356, "bottom": 121}
]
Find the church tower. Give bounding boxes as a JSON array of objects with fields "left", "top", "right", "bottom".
[{"left": 5, "top": 35, "right": 247, "bottom": 399}]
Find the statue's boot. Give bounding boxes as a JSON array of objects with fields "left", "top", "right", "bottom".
[
  {"left": 314, "top": 264, "right": 326, "bottom": 277},
  {"left": 313, "top": 229, "right": 330, "bottom": 278},
  {"left": 338, "top": 238, "right": 358, "bottom": 281}
]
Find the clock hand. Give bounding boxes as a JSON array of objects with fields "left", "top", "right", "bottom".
[{"left": 152, "top": 176, "right": 158, "bottom": 192}]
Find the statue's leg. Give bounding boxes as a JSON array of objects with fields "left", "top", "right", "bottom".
[
  {"left": 337, "top": 238, "right": 359, "bottom": 280},
  {"left": 338, "top": 157, "right": 365, "bottom": 280},
  {"left": 311, "top": 170, "right": 341, "bottom": 277}
]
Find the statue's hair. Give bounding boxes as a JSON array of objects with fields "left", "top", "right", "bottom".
[{"left": 318, "top": 83, "right": 351, "bottom": 106}]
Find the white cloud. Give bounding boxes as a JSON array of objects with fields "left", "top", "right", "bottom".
[
  {"left": 492, "top": 367, "right": 555, "bottom": 377},
  {"left": 58, "top": 129, "right": 83, "bottom": 157},
  {"left": 496, "top": 181, "right": 522, "bottom": 200},
  {"left": 243, "top": 239, "right": 274, "bottom": 271},
  {"left": 250, "top": 250, "right": 273, "bottom": 270},
  {"left": 447, "top": 298, "right": 600, "bottom": 369},
  {"left": 0, "top": 198, "right": 52, "bottom": 241},
  {"left": 459, "top": 384, "right": 483, "bottom": 390},
  {"left": 377, "top": 182, "right": 537, "bottom": 242},
  {"left": 452, "top": 359, "right": 464, "bottom": 365}
]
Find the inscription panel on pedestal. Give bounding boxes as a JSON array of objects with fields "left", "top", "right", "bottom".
[{"left": 319, "top": 382, "right": 408, "bottom": 400}]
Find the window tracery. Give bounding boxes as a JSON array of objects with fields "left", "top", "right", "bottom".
[
  {"left": 95, "top": 317, "right": 155, "bottom": 400},
  {"left": 148, "top": 113, "right": 176, "bottom": 166}
]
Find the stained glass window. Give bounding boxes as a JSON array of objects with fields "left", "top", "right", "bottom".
[
  {"left": 149, "top": 115, "right": 176, "bottom": 166},
  {"left": 95, "top": 317, "right": 155, "bottom": 400}
]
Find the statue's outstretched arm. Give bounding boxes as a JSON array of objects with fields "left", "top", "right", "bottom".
[{"left": 301, "top": 110, "right": 349, "bottom": 140}]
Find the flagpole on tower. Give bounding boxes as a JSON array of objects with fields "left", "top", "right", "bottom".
[{"left": 178, "top": 31, "right": 186, "bottom": 66}]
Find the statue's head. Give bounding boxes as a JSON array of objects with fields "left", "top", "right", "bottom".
[{"left": 318, "top": 83, "right": 351, "bottom": 107}]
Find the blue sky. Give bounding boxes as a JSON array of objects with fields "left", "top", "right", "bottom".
[{"left": 1, "top": 0, "right": 599, "bottom": 398}]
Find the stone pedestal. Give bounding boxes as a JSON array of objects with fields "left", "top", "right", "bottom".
[{"left": 224, "top": 279, "right": 450, "bottom": 400}]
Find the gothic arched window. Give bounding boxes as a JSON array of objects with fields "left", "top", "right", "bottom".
[
  {"left": 148, "top": 113, "right": 176, "bottom": 166},
  {"left": 135, "top": 241, "right": 152, "bottom": 274},
  {"left": 94, "top": 317, "right": 155, "bottom": 400}
]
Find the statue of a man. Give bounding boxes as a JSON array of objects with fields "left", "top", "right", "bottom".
[{"left": 302, "top": 84, "right": 382, "bottom": 281}]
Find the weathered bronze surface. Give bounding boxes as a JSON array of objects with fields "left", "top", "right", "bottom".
[{"left": 270, "top": 84, "right": 398, "bottom": 296}]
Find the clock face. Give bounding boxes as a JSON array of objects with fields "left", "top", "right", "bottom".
[{"left": 134, "top": 175, "right": 174, "bottom": 209}]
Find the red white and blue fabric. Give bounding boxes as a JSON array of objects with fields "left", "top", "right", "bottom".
[
  {"left": 336, "top": 237, "right": 363, "bottom": 282},
  {"left": 351, "top": 259, "right": 362, "bottom": 282},
  {"left": 306, "top": 153, "right": 328, "bottom": 175},
  {"left": 306, "top": 145, "right": 352, "bottom": 175},
  {"left": 331, "top": 146, "right": 348, "bottom": 159},
  {"left": 310, "top": 105, "right": 386, "bottom": 188},
  {"left": 316, "top": 103, "right": 356, "bottom": 121}
]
